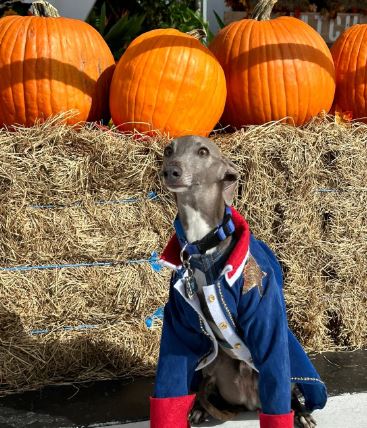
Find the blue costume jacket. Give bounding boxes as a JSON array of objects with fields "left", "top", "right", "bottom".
[{"left": 154, "top": 207, "right": 327, "bottom": 416}]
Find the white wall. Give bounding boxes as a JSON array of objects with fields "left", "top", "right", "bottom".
[
  {"left": 205, "top": 0, "right": 231, "bottom": 34},
  {"left": 47, "top": 0, "right": 96, "bottom": 20}
]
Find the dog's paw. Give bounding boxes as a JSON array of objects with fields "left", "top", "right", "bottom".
[
  {"left": 189, "top": 406, "right": 211, "bottom": 425},
  {"left": 295, "top": 412, "right": 317, "bottom": 428}
]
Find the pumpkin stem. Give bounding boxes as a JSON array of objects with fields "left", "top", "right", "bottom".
[
  {"left": 251, "top": 0, "right": 278, "bottom": 20},
  {"left": 186, "top": 29, "right": 207, "bottom": 41},
  {"left": 29, "top": 0, "right": 60, "bottom": 17}
]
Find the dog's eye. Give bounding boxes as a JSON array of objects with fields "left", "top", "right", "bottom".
[
  {"left": 164, "top": 146, "right": 173, "bottom": 157},
  {"left": 198, "top": 147, "right": 209, "bottom": 157}
]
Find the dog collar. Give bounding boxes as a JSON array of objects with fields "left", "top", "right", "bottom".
[{"left": 173, "top": 206, "right": 235, "bottom": 256}]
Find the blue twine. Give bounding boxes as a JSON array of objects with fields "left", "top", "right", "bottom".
[
  {"left": 29, "top": 191, "right": 158, "bottom": 209},
  {"left": 0, "top": 251, "right": 162, "bottom": 273},
  {"left": 30, "top": 324, "right": 99, "bottom": 336},
  {"left": 30, "top": 306, "right": 166, "bottom": 336},
  {"left": 145, "top": 306, "right": 164, "bottom": 329},
  {"left": 30, "top": 306, "right": 165, "bottom": 336},
  {"left": 316, "top": 188, "right": 367, "bottom": 193}
]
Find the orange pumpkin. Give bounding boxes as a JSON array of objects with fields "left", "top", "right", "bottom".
[
  {"left": 109, "top": 28, "right": 227, "bottom": 138},
  {"left": 209, "top": 0, "right": 335, "bottom": 127},
  {"left": 331, "top": 24, "right": 367, "bottom": 121},
  {"left": 0, "top": 1, "right": 115, "bottom": 127}
]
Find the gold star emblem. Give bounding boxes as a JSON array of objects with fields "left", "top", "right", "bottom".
[{"left": 242, "top": 255, "right": 266, "bottom": 296}]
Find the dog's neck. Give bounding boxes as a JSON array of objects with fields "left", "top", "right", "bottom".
[{"left": 175, "top": 184, "right": 232, "bottom": 254}]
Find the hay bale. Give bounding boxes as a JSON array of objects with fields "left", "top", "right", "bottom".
[
  {"left": 0, "top": 200, "right": 173, "bottom": 265},
  {"left": 0, "top": 265, "right": 170, "bottom": 393},
  {"left": 0, "top": 115, "right": 366, "bottom": 394},
  {"left": 0, "top": 115, "right": 170, "bottom": 205}
]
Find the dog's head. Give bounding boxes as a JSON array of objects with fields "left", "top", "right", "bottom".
[{"left": 161, "top": 135, "right": 239, "bottom": 205}]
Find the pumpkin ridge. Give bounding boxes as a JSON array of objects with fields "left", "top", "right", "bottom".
[
  {"left": 82, "top": 20, "right": 109, "bottom": 121},
  {"left": 290, "top": 19, "right": 314, "bottom": 124},
  {"left": 51, "top": 18, "right": 67, "bottom": 121},
  {"left": 1, "top": 18, "right": 17, "bottom": 124},
  {"left": 43, "top": 17, "right": 54, "bottom": 122},
  {"left": 81, "top": 19, "right": 97, "bottom": 119},
  {"left": 95, "top": 28, "right": 115, "bottom": 121},
  {"left": 226, "top": 20, "right": 246, "bottom": 126},
  {"left": 184, "top": 39, "right": 216, "bottom": 134},
  {"left": 261, "top": 21, "right": 273, "bottom": 122},
  {"left": 191, "top": 53, "right": 219, "bottom": 134},
  {"left": 271, "top": 20, "right": 289, "bottom": 121},
  {"left": 145, "top": 33, "right": 174, "bottom": 133},
  {"left": 264, "top": 20, "right": 278, "bottom": 122},
  {"left": 28, "top": 17, "right": 41, "bottom": 124},
  {"left": 299, "top": 18, "right": 335, "bottom": 118},
  {"left": 346, "top": 26, "right": 362, "bottom": 115},
  {"left": 209, "top": 58, "right": 226, "bottom": 133},
  {"left": 147, "top": 33, "right": 172, "bottom": 131},
  {"left": 267, "top": 19, "right": 286, "bottom": 121},
  {"left": 354, "top": 25, "right": 367, "bottom": 116},
  {"left": 234, "top": 21, "right": 251, "bottom": 125},
  {"left": 277, "top": 19, "right": 302, "bottom": 123},
  {"left": 118, "top": 41, "right": 141, "bottom": 128},
  {"left": 331, "top": 28, "right": 349, "bottom": 112},
  {"left": 185, "top": 40, "right": 207, "bottom": 135},
  {"left": 11, "top": 18, "right": 27, "bottom": 125},
  {"left": 131, "top": 35, "right": 161, "bottom": 129},
  {"left": 161, "top": 35, "right": 194, "bottom": 134},
  {"left": 254, "top": 23, "right": 268, "bottom": 123},
  {"left": 150, "top": 33, "right": 179, "bottom": 132},
  {"left": 53, "top": 17, "right": 69, "bottom": 120},
  {"left": 344, "top": 28, "right": 359, "bottom": 112},
  {"left": 362, "top": 27, "right": 367, "bottom": 115},
  {"left": 0, "top": 17, "right": 18, "bottom": 124}
]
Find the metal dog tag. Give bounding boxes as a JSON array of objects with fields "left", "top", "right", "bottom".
[
  {"left": 180, "top": 244, "right": 197, "bottom": 299},
  {"left": 184, "top": 275, "right": 198, "bottom": 300}
]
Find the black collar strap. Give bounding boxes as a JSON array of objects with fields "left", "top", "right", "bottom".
[{"left": 173, "top": 206, "right": 235, "bottom": 257}]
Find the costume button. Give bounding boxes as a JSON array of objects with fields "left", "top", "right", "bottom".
[
  {"left": 208, "top": 295, "right": 215, "bottom": 303},
  {"left": 219, "top": 322, "right": 228, "bottom": 330},
  {"left": 234, "top": 343, "right": 241, "bottom": 349}
]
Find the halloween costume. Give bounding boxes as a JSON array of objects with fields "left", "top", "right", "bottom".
[{"left": 151, "top": 207, "right": 327, "bottom": 428}]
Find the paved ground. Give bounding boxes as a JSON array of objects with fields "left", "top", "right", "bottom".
[
  {"left": 0, "top": 351, "right": 366, "bottom": 427},
  {"left": 119, "top": 393, "right": 367, "bottom": 428}
]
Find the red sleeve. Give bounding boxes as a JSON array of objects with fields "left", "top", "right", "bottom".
[
  {"left": 150, "top": 395, "right": 196, "bottom": 428},
  {"left": 260, "top": 411, "right": 294, "bottom": 428}
]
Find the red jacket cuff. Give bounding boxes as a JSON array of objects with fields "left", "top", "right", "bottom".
[
  {"left": 260, "top": 411, "right": 294, "bottom": 428},
  {"left": 150, "top": 395, "right": 196, "bottom": 428}
]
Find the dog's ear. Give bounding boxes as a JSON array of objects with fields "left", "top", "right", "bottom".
[{"left": 221, "top": 159, "right": 239, "bottom": 206}]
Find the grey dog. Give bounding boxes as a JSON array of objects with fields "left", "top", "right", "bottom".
[{"left": 160, "top": 135, "right": 317, "bottom": 427}]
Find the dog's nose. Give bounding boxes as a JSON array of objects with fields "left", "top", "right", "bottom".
[{"left": 163, "top": 165, "right": 182, "bottom": 180}]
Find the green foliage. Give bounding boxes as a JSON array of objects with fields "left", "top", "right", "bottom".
[
  {"left": 87, "top": 0, "right": 212, "bottom": 59},
  {"left": 213, "top": 9, "right": 225, "bottom": 29},
  {"left": 87, "top": 1, "right": 145, "bottom": 60},
  {"left": 0, "top": 1, "right": 30, "bottom": 17},
  {"left": 162, "top": 4, "right": 213, "bottom": 43}
]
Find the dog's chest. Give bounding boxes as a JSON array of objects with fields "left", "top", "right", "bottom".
[{"left": 193, "top": 268, "right": 236, "bottom": 356}]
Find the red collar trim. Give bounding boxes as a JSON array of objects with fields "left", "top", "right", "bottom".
[{"left": 160, "top": 207, "right": 251, "bottom": 285}]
